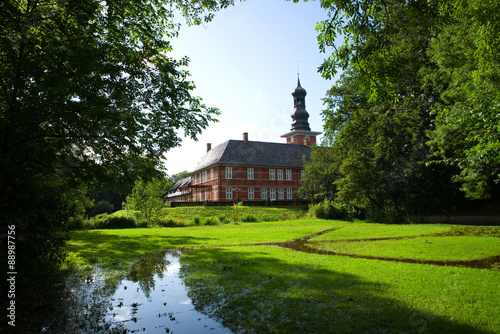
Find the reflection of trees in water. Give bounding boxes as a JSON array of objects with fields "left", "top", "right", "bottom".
[
  {"left": 38, "top": 250, "right": 176, "bottom": 333},
  {"left": 127, "top": 250, "right": 172, "bottom": 297}
]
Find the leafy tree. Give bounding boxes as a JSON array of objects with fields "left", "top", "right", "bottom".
[
  {"left": 298, "top": 145, "right": 340, "bottom": 203},
  {"left": 314, "top": 0, "right": 500, "bottom": 205},
  {"left": 0, "top": 0, "right": 234, "bottom": 277},
  {"left": 423, "top": 2, "right": 500, "bottom": 199},
  {"left": 168, "top": 170, "right": 192, "bottom": 185},
  {"left": 126, "top": 177, "right": 169, "bottom": 221},
  {"left": 305, "top": 0, "right": 467, "bottom": 219}
]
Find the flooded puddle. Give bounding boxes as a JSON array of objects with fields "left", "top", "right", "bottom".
[
  {"left": 105, "top": 251, "right": 232, "bottom": 333},
  {"left": 46, "top": 250, "right": 233, "bottom": 333}
]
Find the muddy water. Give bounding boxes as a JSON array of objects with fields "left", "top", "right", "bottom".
[{"left": 45, "top": 251, "right": 233, "bottom": 333}]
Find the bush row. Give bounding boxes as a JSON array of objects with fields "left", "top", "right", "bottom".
[{"left": 68, "top": 209, "right": 307, "bottom": 230}]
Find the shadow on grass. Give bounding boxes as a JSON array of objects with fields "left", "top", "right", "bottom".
[
  {"left": 180, "top": 247, "right": 490, "bottom": 334},
  {"left": 67, "top": 231, "right": 215, "bottom": 260}
]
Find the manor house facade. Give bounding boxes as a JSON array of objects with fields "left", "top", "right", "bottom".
[{"left": 165, "top": 78, "right": 321, "bottom": 203}]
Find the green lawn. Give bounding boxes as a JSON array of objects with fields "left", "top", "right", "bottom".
[
  {"left": 308, "top": 236, "right": 500, "bottom": 262},
  {"left": 67, "top": 219, "right": 336, "bottom": 261},
  {"left": 180, "top": 246, "right": 500, "bottom": 334},
  {"left": 309, "top": 222, "right": 452, "bottom": 241},
  {"left": 66, "top": 219, "right": 500, "bottom": 333}
]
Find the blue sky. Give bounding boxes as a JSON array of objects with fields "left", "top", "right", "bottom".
[{"left": 164, "top": 0, "right": 337, "bottom": 175}]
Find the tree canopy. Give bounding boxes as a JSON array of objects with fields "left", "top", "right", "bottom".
[
  {"left": 0, "top": 0, "right": 235, "bottom": 273},
  {"left": 303, "top": 0, "right": 500, "bottom": 218}
]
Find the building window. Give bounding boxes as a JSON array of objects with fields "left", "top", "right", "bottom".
[
  {"left": 194, "top": 174, "right": 197, "bottom": 184},
  {"left": 270, "top": 188, "right": 276, "bottom": 200},
  {"left": 286, "top": 169, "right": 292, "bottom": 181},
  {"left": 248, "top": 188, "right": 254, "bottom": 200},
  {"left": 277, "top": 169, "right": 283, "bottom": 181},
  {"left": 269, "top": 169, "right": 275, "bottom": 180},
  {"left": 214, "top": 188, "right": 217, "bottom": 201},
  {"left": 210, "top": 168, "right": 214, "bottom": 180},
  {"left": 226, "top": 167, "right": 232, "bottom": 179},
  {"left": 247, "top": 168, "right": 254, "bottom": 180},
  {"left": 301, "top": 170, "right": 306, "bottom": 180},
  {"left": 278, "top": 188, "right": 284, "bottom": 200},
  {"left": 287, "top": 188, "right": 293, "bottom": 200},
  {"left": 261, "top": 188, "right": 267, "bottom": 200},
  {"left": 226, "top": 187, "right": 233, "bottom": 200}
]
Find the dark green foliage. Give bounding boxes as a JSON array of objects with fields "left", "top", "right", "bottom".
[
  {"left": 89, "top": 200, "right": 115, "bottom": 217},
  {"left": 305, "top": 0, "right": 500, "bottom": 219},
  {"left": 202, "top": 217, "right": 219, "bottom": 226},
  {"left": 308, "top": 199, "right": 347, "bottom": 220},
  {"left": 240, "top": 214, "right": 259, "bottom": 222},
  {"left": 87, "top": 216, "right": 137, "bottom": 229},
  {"left": 0, "top": 0, "right": 233, "bottom": 285}
]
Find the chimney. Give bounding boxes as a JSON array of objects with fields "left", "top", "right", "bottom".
[
  {"left": 243, "top": 132, "right": 249, "bottom": 143},
  {"left": 207, "top": 143, "right": 212, "bottom": 152}
]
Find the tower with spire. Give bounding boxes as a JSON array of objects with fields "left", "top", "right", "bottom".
[{"left": 281, "top": 77, "right": 321, "bottom": 146}]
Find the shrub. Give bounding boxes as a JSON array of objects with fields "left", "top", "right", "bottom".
[
  {"left": 193, "top": 217, "right": 201, "bottom": 226},
  {"left": 102, "top": 216, "right": 137, "bottom": 229},
  {"left": 84, "top": 215, "right": 138, "bottom": 229},
  {"left": 157, "top": 218, "right": 177, "bottom": 227},
  {"left": 67, "top": 216, "right": 85, "bottom": 230},
  {"left": 135, "top": 219, "right": 150, "bottom": 228},
  {"left": 366, "top": 209, "right": 398, "bottom": 224},
  {"left": 240, "top": 214, "right": 258, "bottom": 222},
  {"left": 218, "top": 216, "right": 231, "bottom": 224},
  {"left": 203, "top": 217, "right": 219, "bottom": 226},
  {"left": 308, "top": 199, "right": 347, "bottom": 220},
  {"left": 88, "top": 200, "right": 114, "bottom": 217}
]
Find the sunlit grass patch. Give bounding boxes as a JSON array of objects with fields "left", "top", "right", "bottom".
[
  {"left": 309, "top": 236, "right": 500, "bottom": 261},
  {"left": 180, "top": 246, "right": 500, "bottom": 333},
  {"left": 66, "top": 219, "right": 338, "bottom": 261},
  {"left": 309, "top": 222, "right": 452, "bottom": 241}
]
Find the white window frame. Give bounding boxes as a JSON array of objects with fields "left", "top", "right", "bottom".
[
  {"left": 287, "top": 188, "right": 293, "bottom": 200},
  {"left": 210, "top": 168, "right": 214, "bottom": 180},
  {"left": 269, "top": 169, "right": 275, "bottom": 180},
  {"left": 286, "top": 169, "right": 292, "bottom": 181},
  {"left": 278, "top": 188, "right": 284, "bottom": 200},
  {"left": 226, "top": 187, "right": 233, "bottom": 200},
  {"left": 261, "top": 188, "right": 267, "bottom": 200},
  {"left": 214, "top": 188, "right": 217, "bottom": 201},
  {"left": 194, "top": 174, "right": 197, "bottom": 184},
  {"left": 301, "top": 170, "right": 306, "bottom": 180},
  {"left": 270, "top": 188, "right": 276, "bottom": 200},
  {"left": 277, "top": 169, "right": 283, "bottom": 181},
  {"left": 226, "top": 167, "right": 232, "bottom": 179},
  {"left": 247, "top": 168, "right": 254, "bottom": 180},
  {"left": 248, "top": 188, "right": 254, "bottom": 200}
]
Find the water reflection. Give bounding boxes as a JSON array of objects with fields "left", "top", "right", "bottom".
[
  {"left": 105, "top": 250, "right": 232, "bottom": 333},
  {"left": 46, "top": 250, "right": 232, "bottom": 333}
]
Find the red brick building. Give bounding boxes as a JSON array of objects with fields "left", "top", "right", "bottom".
[{"left": 166, "top": 78, "right": 321, "bottom": 203}]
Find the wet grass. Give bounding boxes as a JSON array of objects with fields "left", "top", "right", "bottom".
[
  {"left": 66, "top": 220, "right": 500, "bottom": 333},
  {"left": 66, "top": 219, "right": 339, "bottom": 262},
  {"left": 308, "top": 222, "right": 452, "bottom": 241},
  {"left": 308, "top": 236, "right": 500, "bottom": 262},
  {"left": 180, "top": 246, "right": 500, "bottom": 334}
]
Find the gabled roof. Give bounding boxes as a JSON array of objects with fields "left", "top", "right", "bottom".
[
  {"left": 166, "top": 176, "right": 191, "bottom": 197},
  {"left": 193, "top": 140, "right": 311, "bottom": 172}
]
